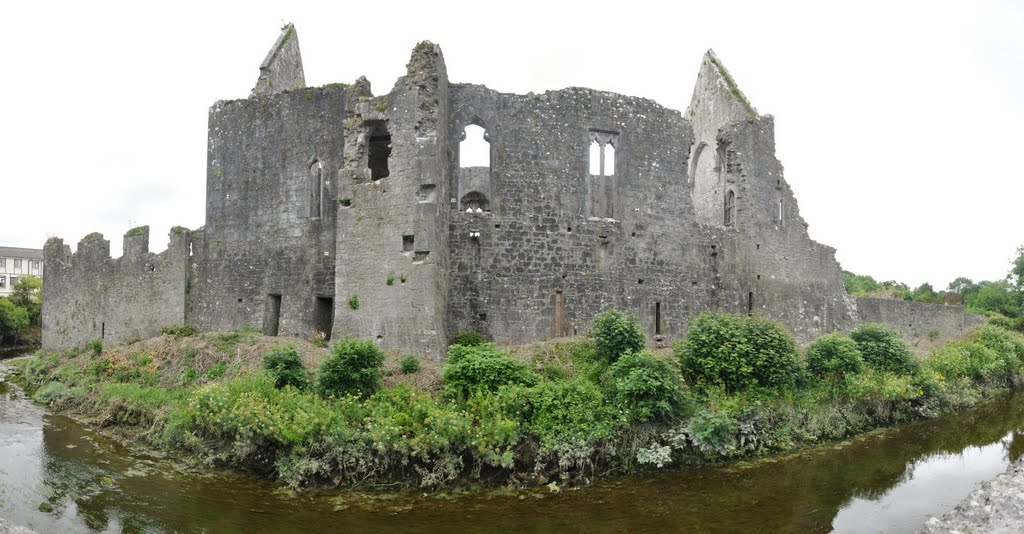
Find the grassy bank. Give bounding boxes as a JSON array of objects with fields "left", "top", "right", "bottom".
[{"left": 11, "top": 315, "right": 1024, "bottom": 491}]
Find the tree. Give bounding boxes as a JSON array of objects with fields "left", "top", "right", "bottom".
[
  {"left": 1011, "top": 245, "right": 1024, "bottom": 291},
  {"left": 0, "top": 298, "right": 30, "bottom": 345},
  {"left": 9, "top": 275, "right": 41, "bottom": 326}
]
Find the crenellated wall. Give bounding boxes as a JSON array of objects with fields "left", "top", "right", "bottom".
[{"left": 42, "top": 227, "right": 190, "bottom": 351}]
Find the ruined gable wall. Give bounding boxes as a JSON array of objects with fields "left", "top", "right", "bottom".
[
  {"left": 190, "top": 85, "right": 345, "bottom": 337},
  {"left": 332, "top": 43, "right": 452, "bottom": 358},
  {"left": 713, "top": 116, "right": 857, "bottom": 343},
  {"left": 448, "top": 84, "right": 738, "bottom": 343},
  {"left": 42, "top": 228, "right": 189, "bottom": 351}
]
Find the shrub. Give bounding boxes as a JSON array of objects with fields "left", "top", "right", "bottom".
[
  {"left": 677, "top": 312, "right": 802, "bottom": 393},
  {"left": 850, "top": 324, "right": 917, "bottom": 375},
  {"left": 203, "top": 364, "right": 228, "bottom": 381},
  {"left": 399, "top": 354, "right": 421, "bottom": 374},
  {"left": 317, "top": 337, "right": 385, "bottom": 397},
  {"left": 806, "top": 334, "right": 864, "bottom": 380},
  {"left": 32, "top": 382, "right": 70, "bottom": 405},
  {"left": 450, "top": 331, "right": 486, "bottom": 347},
  {"left": 590, "top": 310, "right": 645, "bottom": 363},
  {"left": 88, "top": 339, "right": 103, "bottom": 357},
  {"left": 442, "top": 344, "right": 537, "bottom": 401},
  {"left": 608, "top": 351, "right": 693, "bottom": 423},
  {"left": 970, "top": 324, "right": 1024, "bottom": 369},
  {"left": 685, "top": 410, "right": 738, "bottom": 456},
  {"left": 347, "top": 294, "right": 359, "bottom": 310},
  {"left": 162, "top": 324, "right": 197, "bottom": 337},
  {"left": 524, "top": 379, "right": 617, "bottom": 462},
  {"left": 926, "top": 340, "right": 1006, "bottom": 383},
  {"left": 262, "top": 347, "right": 309, "bottom": 390}
]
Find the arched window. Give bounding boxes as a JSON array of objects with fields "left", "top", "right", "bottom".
[
  {"left": 724, "top": 190, "right": 736, "bottom": 226},
  {"left": 588, "top": 131, "right": 617, "bottom": 176},
  {"left": 309, "top": 159, "right": 323, "bottom": 218},
  {"left": 460, "top": 124, "right": 490, "bottom": 168},
  {"left": 460, "top": 191, "right": 489, "bottom": 212}
]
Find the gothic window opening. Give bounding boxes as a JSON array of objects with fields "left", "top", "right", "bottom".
[
  {"left": 459, "top": 124, "right": 490, "bottom": 168},
  {"left": 309, "top": 159, "right": 323, "bottom": 218},
  {"left": 724, "top": 190, "right": 736, "bottom": 226},
  {"left": 588, "top": 131, "right": 617, "bottom": 176},
  {"left": 264, "top": 294, "right": 281, "bottom": 336},
  {"left": 367, "top": 121, "right": 391, "bottom": 181},
  {"left": 655, "top": 302, "right": 662, "bottom": 336}
]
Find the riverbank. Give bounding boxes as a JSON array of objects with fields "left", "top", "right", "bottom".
[
  {"left": 13, "top": 315, "right": 1024, "bottom": 491},
  {"left": 922, "top": 457, "right": 1024, "bottom": 533}
]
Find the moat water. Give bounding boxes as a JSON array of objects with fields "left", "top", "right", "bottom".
[{"left": 3, "top": 349, "right": 1023, "bottom": 533}]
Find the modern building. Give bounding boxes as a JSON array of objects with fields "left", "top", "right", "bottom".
[{"left": 0, "top": 246, "right": 43, "bottom": 298}]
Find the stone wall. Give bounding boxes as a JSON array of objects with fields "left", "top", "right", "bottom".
[
  {"left": 855, "top": 296, "right": 984, "bottom": 339},
  {"left": 331, "top": 43, "right": 452, "bottom": 358},
  {"left": 42, "top": 228, "right": 189, "bottom": 351},
  {"left": 189, "top": 84, "right": 346, "bottom": 338}
]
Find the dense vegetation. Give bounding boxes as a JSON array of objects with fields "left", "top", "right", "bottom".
[
  {"left": 0, "top": 275, "right": 41, "bottom": 346},
  {"left": 12, "top": 306, "right": 1024, "bottom": 491},
  {"left": 843, "top": 244, "right": 1024, "bottom": 331}
]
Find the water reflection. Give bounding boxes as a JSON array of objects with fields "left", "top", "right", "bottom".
[{"left": 3, "top": 359, "right": 1024, "bottom": 533}]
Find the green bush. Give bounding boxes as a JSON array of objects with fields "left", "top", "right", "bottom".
[
  {"left": 450, "top": 331, "right": 486, "bottom": 347},
  {"left": 685, "top": 409, "right": 739, "bottom": 456},
  {"left": 262, "top": 347, "right": 309, "bottom": 390},
  {"left": 608, "top": 351, "right": 692, "bottom": 423},
  {"left": 590, "top": 310, "right": 645, "bottom": 363},
  {"left": 970, "top": 324, "right": 1024, "bottom": 368},
  {"left": 442, "top": 344, "right": 537, "bottom": 401},
  {"left": 523, "top": 378, "right": 617, "bottom": 460},
  {"left": 926, "top": 340, "right": 1006, "bottom": 383},
  {"left": 850, "top": 324, "right": 917, "bottom": 375},
  {"left": 806, "top": 334, "right": 864, "bottom": 380},
  {"left": 317, "top": 337, "right": 386, "bottom": 398},
  {"left": 88, "top": 339, "right": 103, "bottom": 357},
  {"left": 399, "top": 354, "right": 421, "bottom": 374},
  {"left": 676, "top": 312, "right": 802, "bottom": 393},
  {"left": 162, "top": 324, "right": 198, "bottom": 337},
  {"left": 32, "top": 382, "right": 70, "bottom": 405},
  {"left": 205, "top": 363, "right": 227, "bottom": 381}
]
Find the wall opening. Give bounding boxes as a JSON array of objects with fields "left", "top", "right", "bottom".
[
  {"left": 779, "top": 200, "right": 784, "bottom": 226},
  {"left": 724, "top": 190, "right": 736, "bottom": 226},
  {"left": 264, "top": 294, "right": 282, "bottom": 336},
  {"left": 101, "top": 322, "right": 105, "bottom": 340},
  {"left": 314, "top": 297, "right": 333, "bottom": 341},
  {"left": 747, "top": 291, "right": 754, "bottom": 316},
  {"left": 459, "top": 124, "right": 490, "bottom": 168},
  {"left": 367, "top": 122, "right": 391, "bottom": 181},
  {"left": 460, "top": 191, "right": 490, "bottom": 212},
  {"left": 309, "top": 159, "right": 323, "bottom": 217},
  {"left": 402, "top": 235, "right": 415, "bottom": 252},
  {"left": 655, "top": 302, "right": 662, "bottom": 335},
  {"left": 589, "top": 131, "right": 617, "bottom": 177},
  {"left": 554, "top": 290, "right": 566, "bottom": 338}
]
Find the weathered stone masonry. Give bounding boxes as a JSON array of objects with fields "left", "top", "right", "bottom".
[{"left": 42, "top": 25, "right": 982, "bottom": 355}]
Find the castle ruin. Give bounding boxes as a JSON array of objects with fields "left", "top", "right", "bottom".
[{"left": 42, "top": 25, "right": 981, "bottom": 356}]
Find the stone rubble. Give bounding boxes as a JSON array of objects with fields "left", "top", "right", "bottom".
[{"left": 921, "top": 458, "right": 1024, "bottom": 533}]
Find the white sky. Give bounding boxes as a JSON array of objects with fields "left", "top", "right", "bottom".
[{"left": 2, "top": 0, "right": 1021, "bottom": 290}]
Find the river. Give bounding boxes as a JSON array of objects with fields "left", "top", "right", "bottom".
[{"left": 2, "top": 350, "right": 1022, "bottom": 533}]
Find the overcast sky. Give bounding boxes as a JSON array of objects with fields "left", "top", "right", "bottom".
[{"left": 2, "top": 0, "right": 1020, "bottom": 290}]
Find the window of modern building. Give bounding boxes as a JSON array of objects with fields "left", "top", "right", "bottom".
[
  {"left": 31, "top": 260, "right": 39, "bottom": 270},
  {"left": 9, "top": 276, "right": 17, "bottom": 287},
  {"left": 0, "top": 258, "right": 5, "bottom": 269},
  {"left": 0, "top": 275, "right": 5, "bottom": 288},
  {"left": 13, "top": 259, "right": 21, "bottom": 269}
]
